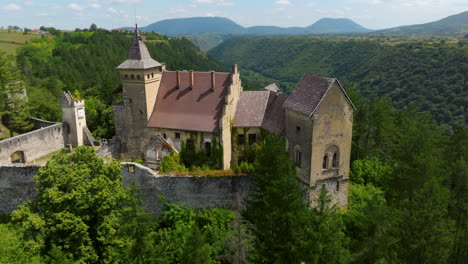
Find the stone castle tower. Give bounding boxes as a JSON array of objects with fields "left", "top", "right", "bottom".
[
  {"left": 61, "top": 91, "right": 92, "bottom": 147},
  {"left": 283, "top": 75, "right": 354, "bottom": 207},
  {"left": 116, "top": 25, "right": 165, "bottom": 155}
]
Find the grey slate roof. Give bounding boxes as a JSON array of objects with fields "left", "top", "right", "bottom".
[
  {"left": 117, "top": 25, "right": 163, "bottom": 70},
  {"left": 283, "top": 74, "right": 336, "bottom": 116},
  {"left": 233, "top": 90, "right": 287, "bottom": 136},
  {"left": 233, "top": 91, "right": 271, "bottom": 128},
  {"left": 261, "top": 92, "right": 288, "bottom": 136}
]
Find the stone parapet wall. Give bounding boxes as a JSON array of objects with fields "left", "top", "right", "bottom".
[
  {"left": 121, "top": 163, "right": 252, "bottom": 213},
  {"left": 0, "top": 163, "right": 252, "bottom": 215},
  {"left": 0, "top": 164, "right": 42, "bottom": 214},
  {"left": 0, "top": 123, "right": 64, "bottom": 164}
]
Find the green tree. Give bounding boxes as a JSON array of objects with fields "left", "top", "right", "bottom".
[
  {"left": 90, "top": 24, "right": 98, "bottom": 32},
  {"left": 12, "top": 147, "right": 133, "bottom": 263},
  {"left": 447, "top": 126, "right": 468, "bottom": 263},
  {"left": 246, "top": 133, "right": 311, "bottom": 263},
  {"left": 0, "top": 51, "right": 32, "bottom": 137},
  {"left": 0, "top": 224, "right": 42, "bottom": 264}
]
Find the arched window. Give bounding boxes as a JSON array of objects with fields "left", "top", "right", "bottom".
[
  {"left": 151, "top": 73, "right": 154, "bottom": 78},
  {"left": 322, "top": 153, "right": 329, "bottom": 169},
  {"left": 137, "top": 75, "right": 141, "bottom": 80},
  {"left": 294, "top": 145, "right": 302, "bottom": 167},
  {"left": 332, "top": 152, "right": 339, "bottom": 168},
  {"left": 124, "top": 74, "right": 128, "bottom": 79},
  {"left": 147, "top": 74, "right": 150, "bottom": 79},
  {"left": 131, "top": 74, "right": 134, "bottom": 80},
  {"left": 323, "top": 145, "right": 340, "bottom": 170}
]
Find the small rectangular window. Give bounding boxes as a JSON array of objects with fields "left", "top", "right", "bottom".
[
  {"left": 128, "top": 165, "right": 135, "bottom": 173},
  {"left": 186, "top": 139, "right": 195, "bottom": 150},
  {"left": 336, "top": 181, "right": 340, "bottom": 191},
  {"left": 238, "top": 134, "right": 245, "bottom": 145},
  {"left": 248, "top": 134, "right": 257, "bottom": 145},
  {"left": 175, "top": 132, "right": 181, "bottom": 139},
  {"left": 296, "top": 126, "right": 301, "bottom": 133}
]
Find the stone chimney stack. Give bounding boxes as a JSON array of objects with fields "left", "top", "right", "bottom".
[
  {"left": 189, "top": 70, "right": 194, "bottom": 89},
  {"left": 211, "top": 71, "right": 215, "bottom": 91},
  {"left": 176, "top": 71, "right": 181, "bottom": 89},
  {"left": 232, "top": 64, "right": 238, "bottom": 74}
]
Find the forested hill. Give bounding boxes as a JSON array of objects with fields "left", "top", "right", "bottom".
[
  {"left": 16, "top": 29, "right": 226, "bottom": 138},
  {"left": 209, "top": 36, "right": 467, "bottom": 128},
  {"left": 377, "top": 10, "right": 468, "bottom": 36}
]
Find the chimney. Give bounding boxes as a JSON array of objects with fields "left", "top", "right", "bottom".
[
  {"left": 176, "top": 71, "right": 181, "bottom": 89},
  {"left": 232, "top": 64, "right": 238, "bottom": 74},
  {"left": 189, "top": 70, "right": 194, "bottom": 89},
  {"left": 211, "top": 71, "right": 215, "bottom": 92}
]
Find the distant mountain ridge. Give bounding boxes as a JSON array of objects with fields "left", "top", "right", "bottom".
[
  {"left": 137, "top": 17, "right": 372, "bottom": 35},
  {"left": 377, "top": 10, "right": 468, "bottom": 36}
]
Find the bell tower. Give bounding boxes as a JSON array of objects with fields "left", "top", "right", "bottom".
[{"left": 116, "top": 25, "right": 165, "bottom": 155}]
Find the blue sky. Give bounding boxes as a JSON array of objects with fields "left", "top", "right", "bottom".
[{"left": 1, "top": 0, "right": 467, "bottom": 30}]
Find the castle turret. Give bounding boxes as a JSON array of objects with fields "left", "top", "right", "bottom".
[
  {"left": 115, "top": 25, "right": 165, "bottom": 156},
  {"left": 61, "top": 91, "right": 88, "bottom": 147}
]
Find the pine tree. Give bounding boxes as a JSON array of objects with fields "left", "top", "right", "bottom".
[
  {"left": 0, "top": 51, "right": 32, "bottom": 136},
  {"left": 246, "top": 133, "right": 310, "bottom": 263}
]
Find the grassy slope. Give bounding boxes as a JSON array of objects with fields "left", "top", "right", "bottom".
[{"left": 0, "top": 30, "right": 40, "bottom": 54}]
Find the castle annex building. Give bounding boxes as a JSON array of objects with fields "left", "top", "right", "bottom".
[{"left": 114, "top": 27, "right": 355, "bottom": 207}]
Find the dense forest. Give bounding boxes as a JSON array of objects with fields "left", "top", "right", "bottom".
[
  {"left": 209, "top": 36, "right": 467, "bottom": 128},
  {"left": 0, "top": 92, "right": 466, "bottom": 263},
  {"left": 13, "top": 28, "right": 226, "bottom": 139}
]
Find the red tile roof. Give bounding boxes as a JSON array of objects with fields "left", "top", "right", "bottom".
[
  {"left": 283, "top": 74, "right": 335, "bottom": 116},
  {"left": 147, "top": 71, "right": 231, "bottom": 133}
]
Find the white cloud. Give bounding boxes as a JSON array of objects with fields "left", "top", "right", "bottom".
[
  {"left": 276, "top": 0, "right": 292, "bottom": 5},
  {"left": 68, "top": 3, "right": 83, "bottom": 11},
  {"left": 169, "top": 7, "right": 186, "bottom": 14},
  {"left": 24, "top": 1, "right": 34, "bottom": 6},
  {"left": 90, "top": 3, "right": 101, "bottom": 9},
  {"left": 107, "top": 7, "right": 126, "bottom": 16},
  {"left": 4, "top": 3, "right": 22, "bottom": 10},
  {"left": 111, "top": 0, "right": 140, "bottom": 3},
  {"left": 193, "top": 0, "right": 234, "bottom": 6}
]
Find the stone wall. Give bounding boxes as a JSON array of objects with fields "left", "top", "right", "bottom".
[
  {"left": 0, "top": 123, "right": 64, "bottom": 164},
  {"left": 0, "top": 163, "right": 252, "bottom": 215},
  {"left": 309, "top": 176, "right": 349, "bottom": 208},
  {"left": 0, "top": 164, "right": 41, "bottom": 214},
  {"left": 121, "top": 163, "right": 252, "bottom": 213},
  {"left": 96, "top": 139, "right": 121, "bottom": 160}
]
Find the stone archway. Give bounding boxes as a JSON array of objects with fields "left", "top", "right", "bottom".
[{"left": 11, "top": 151, "right": 25, "bottom": 163}]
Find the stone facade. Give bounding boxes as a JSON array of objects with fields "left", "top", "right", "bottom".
[
  {"left": 0, "top": 164, "right": 41, "bottom": 214},
  {"left": 0, "top": 163, "right": 252, "bottom": 215},
  {"left": 0, "top": 123, "right": 64, "bottom": 164}
]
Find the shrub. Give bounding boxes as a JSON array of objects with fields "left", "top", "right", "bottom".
[
  {"left": 234, "top": 161, "right": 255, "bottom": 174},
  {"left": 160, "top": 152, "right": 187, "bottom": 173}
]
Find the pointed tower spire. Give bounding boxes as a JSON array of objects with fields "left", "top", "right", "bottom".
[{"left": 117, "top": 24, "right": 163, "bottom": 70}]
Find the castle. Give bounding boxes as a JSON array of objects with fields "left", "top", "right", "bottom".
[{"left": 113, "top": 26, "right": 355, "bottom": 207}]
